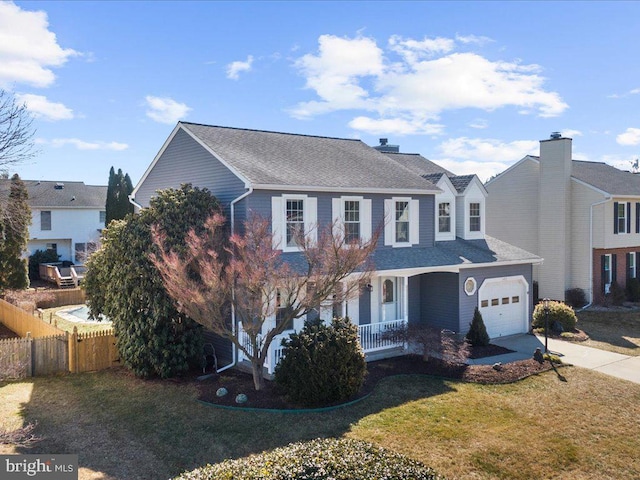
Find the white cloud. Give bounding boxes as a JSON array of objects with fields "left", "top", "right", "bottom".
[
  {"left": 226, "top": 55, "right": 254, "bottom": 80},
  {"left": 144, "top": 96, "right": 191, "bottom": 124},
  {"left": 46, "top": 138, "right": 128, "bottom": 151},
  {"left": 15, "top": 93, "right": 73, "bottom": 120},
  {"left": 433, "top": 137, "right": 539, "bottom": 180},
  {"left": 348, "top": 116, "right": 444, "bottom": 135},
  {"left": 0, "top": 2, "right": 78, "bottom": 88},
  {"left": 561, "top": 129, "right": 582, "bottom": 138},
  {"left": 616, "top": 128, "right": 640, "bottom": 146},
  {"left": 291, "top": 34, "right": 568, "bottom": 134},
  {"left": 469, "top": 118, "right": 489, "bottom": 129},
  {"left": 455, "top": 34, "right": 494, "bottom": 46}
]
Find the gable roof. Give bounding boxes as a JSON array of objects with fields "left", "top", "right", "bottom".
[
  {"left": 0, "top": 180, "right": 107, "bottom": 208},
  {"left": 448, "top": 175, "right": 476, "bottom": 194},
  {"left": 179, "top": 122, "right": 440, "bottom": 193},
  {"left": 381, "top": 152, "right": 454, "bottom": 177},
  {"left": 571, "top": 160, "right": 640, "bottom": 196}
]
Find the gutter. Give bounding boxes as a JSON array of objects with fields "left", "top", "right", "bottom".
[{"left": 216, "top": 186, "right": 253, "bottom": 373}]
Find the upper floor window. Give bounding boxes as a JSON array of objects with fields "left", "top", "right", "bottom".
[
  {"left": 395, "top": 201, "right": 410, "bottom": 243},
  {"left": 438, "top": 202, "right": 451, "bottom": 233},
  {"left": 469, "top": 203, "right": 481, "bottom": 232},
  {"left": 344, "top": 200, "right": 360, "bottom": 243},
  {"left": 614, "top": 202, "right": 631, "bottom": 234},
  {"left": 272, "top": 195, "right": 317, "bottom": 252},
  {"left": 384, "top": 197, "right": 419, "bottom": 247},
  {"left": 285, "top": 199, "right": 304, "bottom": 247},
  {"left": 41, "top": 211, "right": 51, "bottom": 231}
]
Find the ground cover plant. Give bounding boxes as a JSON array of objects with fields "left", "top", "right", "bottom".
[{"left": 2, "top": 361, "right": 639, "bottom": 480}]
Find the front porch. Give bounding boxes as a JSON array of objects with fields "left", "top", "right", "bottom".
[{"left": 237, "top": 318, "right": 407, "bottom": 376}]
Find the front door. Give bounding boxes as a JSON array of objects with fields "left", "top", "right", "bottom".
[{"left": 381, "top": 277, "right": 398, "bottom": 321}]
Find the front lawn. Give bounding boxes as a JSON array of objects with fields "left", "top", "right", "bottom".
[
  {"left": 576, "top": 309, "right": 640, "bottom": 356},
  {"left": 1, "top": 365, "right": 639, "bottom": 479}
]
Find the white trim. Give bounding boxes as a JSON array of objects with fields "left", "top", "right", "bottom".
[
  {"left": 477, "top": 275, "right": 530, "bottom": 337},
  {"left": 385, "top": 196, "right": 418, "bottom": 248},
  {"left": 272, "top": 194, "right": 318, "bottom": 252},
  {"left": 253, "top": 184, "right": 440, "bottom": 195},
  {"left": 570, "top": 176, "right": 610, "bottom": 198},
  {"left": 369, "top": 258, "right": 542, "bottom": 279}
]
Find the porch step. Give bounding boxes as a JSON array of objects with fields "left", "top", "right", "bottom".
[{"left": 58, "top": 278, "right": 76, "bottom": 288}]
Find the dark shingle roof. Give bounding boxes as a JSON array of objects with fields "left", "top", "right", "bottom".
[
  {"left": 571, "top": 160, "right": 640, "bottom": 195},
  {"left": 181, "top": 123, "right": 440, "bottom": 192},
  {"left": 448, "top": 175, "right": 475, "bottom": 194},
  {"left": 0, "top": 180, "right": 107, "bottom": 208}
]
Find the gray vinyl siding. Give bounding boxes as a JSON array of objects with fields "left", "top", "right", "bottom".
[
  {"left": 134, "top": 129, "right": 246, "bottom": 217},
  {"left": 417, "top": 272, "right": 460, "bottom": 331},
  {"left": 407, "top": 275, "right": 421, "bottom": 325},
  {"left": 458, "top": 264, "right": 533, "bottom": 334},
  {"left": 246, "top": 189, "right": 435, "bottom": 249}
]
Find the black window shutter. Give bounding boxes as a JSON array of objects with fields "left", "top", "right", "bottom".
[
  {"left": 612, "top": 254, "right": 618, "bottom": 283},
  {"left": 627, "top": 203, "right": 631, "bottom": 233},
  {"left": 627, "top": 253, "right": 632, "bottom": 281},
  {"left": 636, "top": 203, "right": 640, "bottom": 234},
  {"left": 614, "top": 202, "right": 619, "bottom": 234},
  {"left": 601, "top": 255, "right": 607, "bottom": 293}
]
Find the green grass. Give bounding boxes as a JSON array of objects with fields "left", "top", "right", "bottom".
[
  {"left": 39, "top": 305, "right": 113, "bottom": 334},
  {"left": 576, "top": 309, "right": 640, "bottom": 356},
  {"left": 1, "top": 365, "right": 639, "bottom": 480}
]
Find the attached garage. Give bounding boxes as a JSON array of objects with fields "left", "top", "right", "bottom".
[{"left": 478, "top": 276, "right": 529, "bottom": 338}]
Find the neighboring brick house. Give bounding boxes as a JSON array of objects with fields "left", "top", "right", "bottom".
[
  {"left": 486, "top": 133, "right": 640, "bottom": 304},
  {"left": 131, "top": 122, "right": 540, "bottom": 372}
]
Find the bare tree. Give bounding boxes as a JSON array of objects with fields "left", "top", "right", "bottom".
[
  {"left": 0, "top": 90, "right": 37, "bottom": 170},
  {"left": 151, "top": 213, "right": 379, "bottom": 390}
]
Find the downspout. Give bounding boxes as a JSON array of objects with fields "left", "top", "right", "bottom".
[
  {"left": 581, "top": 197, "right": 610, "bottom": 310},
  {"left": 216, "top": 186, "right": 253, "bottom": 373}
]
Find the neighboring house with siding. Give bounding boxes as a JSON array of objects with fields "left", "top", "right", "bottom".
[
  {"left": 486, "top": 133, "right": 640, "bottom": 304},
  {"left": 0, "top": 180, "right": 107, "bottom": 263},
  {"left": 131, "top": 122, "right": 540, "bottom": 373}
]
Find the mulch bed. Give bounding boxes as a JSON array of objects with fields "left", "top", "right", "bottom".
[{"left": 197, "top": 344, "right": 555, "bottom": 410}]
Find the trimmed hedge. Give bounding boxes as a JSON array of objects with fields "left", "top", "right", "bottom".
[
  {"left": 173, "top": 438, "right": 444, "bottom": 480},
  {"left": 275, "top": 317, "right": 366, "bottom": 407},
  {"left": 532, "top": 300, "right": 577, "bottom": 332}
]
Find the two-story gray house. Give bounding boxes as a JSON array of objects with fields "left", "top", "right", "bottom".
[{"left": 131, "top": 122, "right": 540, "bottom": 373}]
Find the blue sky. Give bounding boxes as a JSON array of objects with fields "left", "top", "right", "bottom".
[{"left": 3, "top": 1, "right": 640, "bottom": 186}]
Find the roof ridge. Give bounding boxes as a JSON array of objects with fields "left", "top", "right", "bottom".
[{"left": 180, "top": 121, "right": 362, "bottom": 143}]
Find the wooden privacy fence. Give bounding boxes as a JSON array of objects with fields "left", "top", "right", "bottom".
[
  {"left": 36, "top": 288, "right": 86, "bottom": 309},
  {"left": 0, "top": 298, "right": 119, "bottom": 377}
]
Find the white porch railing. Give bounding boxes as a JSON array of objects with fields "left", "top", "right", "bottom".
[{"left": 238, "top": 318, "right": 407, "bottom": 375}]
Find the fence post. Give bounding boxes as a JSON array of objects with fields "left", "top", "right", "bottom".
[
  {"left": 68, "top": 327, "right": 78, "bottom": 374},
  {"left": 26, "top": 332, "right": 33, "bottom": 377}
]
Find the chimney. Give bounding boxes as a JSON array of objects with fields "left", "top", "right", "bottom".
[
  {"left": 373, "top": 138, "right": 400, "bottom": 153},
  {"left": 537, "top": 132, "right": 573, "bottom": 300}
]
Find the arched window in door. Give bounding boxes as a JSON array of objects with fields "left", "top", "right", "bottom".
[{"left": 383, "top": 279, "right": 394, "bottom": 303}]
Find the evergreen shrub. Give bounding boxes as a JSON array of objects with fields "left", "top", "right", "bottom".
[
  {"left": 532, "top": 300, "right": 577, "bottom": 332},
  {"left": 465, "top": 307, "right": 490, "bottom": 346}
]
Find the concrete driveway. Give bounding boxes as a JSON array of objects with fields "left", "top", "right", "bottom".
[{"left": 470, "top": 334, "right": 640, "bottom": 385}]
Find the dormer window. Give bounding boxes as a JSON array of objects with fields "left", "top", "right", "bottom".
[
  {"left": 438, "top": 202, "right": 451, "bottom": 233},
  {"left": 470, "top": 203, "right": 481, "bottom": 232}
]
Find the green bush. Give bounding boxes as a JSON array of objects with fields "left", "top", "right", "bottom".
[
  {"left": 565, "top": 288, "right": 587, "bottom": 308},
  {"left": 28, "top": 249, "right": 60, "bottom": 281},
  {"left": 606, "top": 281, "right": 626, "bottom": 306},
  {"left": 275, "top": 317, "right": 366, "bottom": 407},
  {"left": 173, "top": 438, "right": 444, "bottom": 480},
  {"left": 626, "top": 278, "right": 640, "bottom": 302},
  {"left": 532, "top": 300, "right": 577, "bottom": 332},
  {"left": 466, "top": 307, "right": 490, "bottom": 346}
]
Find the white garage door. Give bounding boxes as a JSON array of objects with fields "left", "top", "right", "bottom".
[{"left": 478, "top": 276, "right": 528, "bottom": 338}]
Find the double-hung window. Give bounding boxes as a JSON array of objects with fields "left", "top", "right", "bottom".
[
  {"left": 344, "top": 200, "right": 360, "bottom": 243},
  {"left": 395, "top": 201, "right": 410, "bottom": 243},
  {"left": 603, "top": 254, "right": 613, "bottom": 294},
  {"left": 469, "top": 203, "right": 481, "bottom": 232},
  {"left": 438, "top": 202, "right": 451, "bottom": 233},
  {"left": 614, "top": 202, "right": 631, "bottom": 234},
  {"left": 285, "top": 199, "right": 304, "bottom": 248},
  {"left": 628, "top": 252, "right": 637, "bottom": 280}
]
